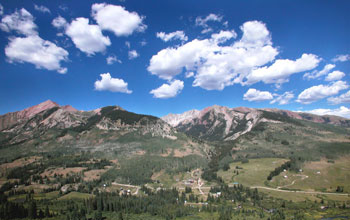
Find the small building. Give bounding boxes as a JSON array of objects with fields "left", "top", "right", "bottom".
[{"left": 320, "top": 206, "right": 328, "bottom": 210}]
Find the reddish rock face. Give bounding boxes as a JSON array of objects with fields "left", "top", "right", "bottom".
[
  {"left": 62, "top": 105, "right": 78, "bottom": 112},
  {"left": 20, "top": 100, "right": 60, "bottom": 119},
  {"left": 0, "top": 100, "right": 63, "bottom": 131}
]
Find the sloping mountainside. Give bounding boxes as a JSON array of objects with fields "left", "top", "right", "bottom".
[
  {"left": 0, "top": 100, "right": 212, "bottom": 164},
  {"left": 162, "top": 105, "right": 350, "bottom": 160},
  {"left": 162, "top": 105, "right": 350, "bottom": 142}
]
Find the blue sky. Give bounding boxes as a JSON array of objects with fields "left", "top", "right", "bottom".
[{"left": 1, "top": 0, "right": 350, "bottom": 118}]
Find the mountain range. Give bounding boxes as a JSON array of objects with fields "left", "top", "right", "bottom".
[
  {"left": 162, "top": 105, "right": 350, "bottom": 141},
  {"left": 1, "top": 100, "right": 349, "bottom": 163}
]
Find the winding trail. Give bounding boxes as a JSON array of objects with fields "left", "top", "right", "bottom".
[{"left": 277, "top": 174, "right": 309, "bottom": 189}]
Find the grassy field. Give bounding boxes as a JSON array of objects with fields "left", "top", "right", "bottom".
[
  {"left": 269, "top": 156, "right": 350, "bottom": 193},
  {"left": 57, "top": 191, "right": 94, "bottom": 200},
  {"left": 217, "top": 157, "right": 350, "bottom": 202},
  {"left": 217, "top": 158, "right": 288, "bottom": 186}
]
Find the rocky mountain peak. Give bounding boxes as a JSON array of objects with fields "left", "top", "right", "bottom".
[
  {"left": 21, "top": 100, "right": 60, "bottom": 118},
  {"left": 162, "top": 109, "right": 200, "bottom": 127}
]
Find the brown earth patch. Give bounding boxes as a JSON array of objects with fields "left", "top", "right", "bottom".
[
  {"left": 135, "top": 150, "right": 146, "bottom": 156},
  {"left": 173, "top": 148, "right": 193, "bottom": 157},
  {"left": 83, "top": 169, "right": 108, "bottom": 181},
  {"left": 304, "top": 158, "right": 333, "bottom": 170}
]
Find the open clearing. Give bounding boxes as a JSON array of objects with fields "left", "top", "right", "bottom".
[
  {"left": 58, "top": 192, "right": 94, "bottom": 200},
  {"left": 217, "top": 158, "right": 288, "bottom": 186},
  {"left": 270, "top": 156, "right": 350, "bottom": 193},
  {"left": 217, "top": 157, "right": 350, "bottom": 201}
]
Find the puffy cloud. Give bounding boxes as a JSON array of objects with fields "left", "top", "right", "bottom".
[
  {"left": 211, "top": 30, "right": 237, "bottom": 44},
  {"left": 270, "top": 91, "right": 294, "bottom": 105},
  {"left": 297, "top": 81, "right": 349, "bottom": 104},
  {"left": 243, "top": 88, "right": 273, "bottom": 102},
  {"left": 34, "top": 4, "right": 51, "bottom": 14},
  {"left": 237, "top": 20, "right": 271, "bottom": 47},
  {"left": 303, "top": 64, "right": 335, "bottom": 80},
  {"left": 332, "top": 54, "right": 350, "bottom": 62},
  {"left": 246, "top": 54, "right": 320, "bottom": 84},
  {"left": 201, "top": 27, "right": 213, "bottom": 34},
  {"left": 148, "top": 21, "right": 279, "bottom": 90},
  {"left": 148, "top": 20, "right": 320, "bottom": 91},
  {"left": 91, "top": 3, "right": 146, "bottom": 37},
  {"left": 65, "top": 17, "right": 111, "bottom": 55},
  {"left": 304, "top": 106, "right": 350, "bottom": 119},
  {"left": 148, "top": 39, "right": 210, "bottom": 80},
  {"left": 156, "top": 31, "right": 188, "bottom": 42},
  {"left": 0, "top": 8, "right": 37, "bottom": 36},
  {"left": 325, "top": 70, "right": 345, "bottom": 81},
  {"left": 128, "top": 50, "right": 139, "bottom": 59},
  {"left": 150, "top": 80, "right": 184, "bottom": 99},
  {"left": 94, "top": 73, "right": 132, "bottom": 93},
  {"left": 52, "top": 16, "right": 67, "bottom": 29},
  {"left": 106, "top": 55, "right": 121, "bottom": 65},
  {"left": 328, "top": 90, "right": 350, "bottom": 104},
  {"left": 5, "top": 35, "right": 68, "bottom": 73},
  {"left": 195, "top": 13, "right": 223, "bottom": 28}
]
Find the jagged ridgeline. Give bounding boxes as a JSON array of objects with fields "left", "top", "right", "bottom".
[
  {"left": 162, "top": 105, "right": 350, "bottom": 161},
  {"left": 0, "top": 101, "right": 212, "bottom": 169}
]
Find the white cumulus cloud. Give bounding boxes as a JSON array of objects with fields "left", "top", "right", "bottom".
[
  {"left": 106, "top": 55, "right": 121, "bottom": 65},
  {"left": 305, "top": 106, "right": 350, "bottom": 119},
  {"left": 237, "top": 20, "right": 271, "bottom": 47},
  {"left": 91, "top": 3, "right": 146, "bottom": 37},
  {"left": 243, "top": 88, "right": 273, "bottom": 102},
  {"left": 211, "top": 30, "right": 237, "bottom": 44},
  {"left": 52, "top": 16, "right": 67, "bottom": 29},
  {"left": 332, "top": 54, "right": 350, "bottom": 62},
  {"left": 34, "top": 4, "right": 51, "bottom": 14},
  {"left": 150, "top": 80, "right": 184, "bottom": 99},
  {"left": 328, "top": 90, "right": 350, "bottom": 105},
  {"left": 148, "top": 21, "right": 280, "bottom": 90},
  {"left": 65, "top": 17, "right": 111, "bottom": 55},
  {"left": 0, "top": 8, "right": 37, "bottom": 36},
  {"left": 128, "top": 50, "right": 139, "bottom": 59},
  {"left": 5, "top": 35, "right": 68, "bottom": 73},
  {"left": 148, "top": 20, "right": 320, "bottom": 91},
  {"left": 325, "top": 70, "right": 345, "bottom": 81},
  {"left": 303, "top": 64, "right": 335, "bottom": 80},
  {"left": 94, "top": 73, "right": 132, "bottom": 93},
  {"left": 195, "top": 13, "right": 223, "bottom": 28},
  {"left": 297, "top": 81, "right": 349, "bottom": 104},
  {"left": 156, "top": 31, "right": 188, "bottom": 42},
  {"left": 246, "top": 53, "right": 320, "bottom": 85}
]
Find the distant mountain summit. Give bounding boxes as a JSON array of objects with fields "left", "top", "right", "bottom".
[{"left": 162, "top": 105, "right": 350, "bottom": 141}]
